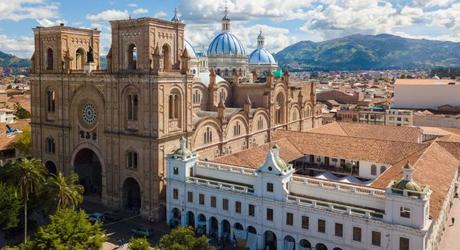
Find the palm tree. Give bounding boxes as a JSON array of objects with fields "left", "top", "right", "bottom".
[
  {"left": 48, "top": 172, "right": 84, "bottom": 210},
  {"left": 13, "top": 158, "right": 46, "bottom": 243}
]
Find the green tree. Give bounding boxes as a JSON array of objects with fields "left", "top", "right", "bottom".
[
  {"left": 128, "top": 237, "right": 151, "bottom": 250},
  {"left": 47, "top": 172, "right": 83, "bottom": 210},
  {"left": 12, "top": 159, "right": 47, "bottom": 243},
  {"left": 157, "top": 227, "right": 214, "bottom": 250},
  {"left": 0, "top": 183, "right": 22, "bottom": 243},
  {"left": 13, "top": 103, "right": 31, "bottom": 119},
  {"left": 13, "top": 128, "right": 31, "bottom": 157},
  {"left": 32, "top": 209, "right": 106, "bottom": 250}
]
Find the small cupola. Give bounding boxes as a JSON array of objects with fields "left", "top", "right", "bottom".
[
  {"left": 257, "top": 144, "right": 294, "bottom": 175},
  {"left": 172, "top": 136, "right": 193, "bottom": 159},
  {"left": 392, "top": 162, "right": 422, "bottom": 193},
  {"left": 222, "top": 6, "right": 231, "bottom": 32}
]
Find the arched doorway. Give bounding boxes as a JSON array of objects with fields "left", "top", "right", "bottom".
[
  {"left": 299, "top": 239, "right": 311, "bottom": 250},
  {"left": 197, "top": 214, "right": 206, "bottom": 236},
  {"left": 75, "top": 48, "right": 85, "bottom": 70},
  {"left": 73, "top": 148, "right": 102, "bottom": 201},
  {"left": 264, "top": 231, "right": 277, "bottom": 250},
  {"left": 316, "top": 243, "right": 328, "bottom": 250},
  {"left": 275, "top": 93, "right": 285, "bottom": 124},
  {"left": 186, "top": 211, "right": 195, "bottom": 228},
  {"left": 45, "top": 161, "right": 57, "bottom": 175},
  {"left": 221, "top": 220, "right": 231, "bottom": 240},
  {"left": 170, "top": 207, "right": 181, "bottom": 227},
  {"left": 209, "top": 217, "right": 218, "bottom": 241},
  {"left": 162, "top": 44, "right": 171, "bottom": 71},
  {"left": 284, "top": 235, "right": 295, "bottom": 250},
  {"left": 247, "top": 226, "right": 258, "bottom": 250},
  {"left": 122, "top": 177, "right": 141, "bottom": 213}
]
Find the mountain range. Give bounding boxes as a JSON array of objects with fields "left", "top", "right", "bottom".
[
  {"left": 274, "top": 34, "right": 460, "bottom": 71},
  {"left": 0, "top": 51, "right": 30, "bottom": 69},
  {"left": 1, "top": 33, "right": 460, "bottom": 72}
]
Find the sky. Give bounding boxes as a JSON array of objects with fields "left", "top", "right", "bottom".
[{"left": 0, "top": 0, "right": 459, "bottom": 58}]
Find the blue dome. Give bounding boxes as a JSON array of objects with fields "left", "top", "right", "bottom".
[
  {"left": 249, "top": 48, "right": 276, "bottom": 65},
  {"left": 207, "top": 32, "right": 245, "bottom": 57},
  {"left": 185, "top": 40, "right": 197, "bottom": 59}
]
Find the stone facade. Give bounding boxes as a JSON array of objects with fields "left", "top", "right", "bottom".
[{"left": 30, "top": 18, "right": 321, "bottom": 221}]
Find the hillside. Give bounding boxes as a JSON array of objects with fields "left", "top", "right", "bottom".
[
  {"left": 274, "top": 34, "right": 460, "bottom": 71},
  {"left": 0, "top": 51, "right": 30, "bottom": 68}
]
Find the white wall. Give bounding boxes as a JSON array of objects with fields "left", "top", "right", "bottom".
[{"left": 394, "top": 84, "right": 460, "bottom": 109}]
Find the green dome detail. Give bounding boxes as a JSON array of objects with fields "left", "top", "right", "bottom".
[
  {"left": 173, "top": 136, "right": 192, "bottom": 157},
  {"left": 392, "top": 179, "right": 422, "bottom": 192}
]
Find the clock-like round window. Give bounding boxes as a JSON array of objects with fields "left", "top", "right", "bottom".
[{"left": 81, "top": 103, "right": 97, "bottom": 125}]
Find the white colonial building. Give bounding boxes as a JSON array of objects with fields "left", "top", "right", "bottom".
[{"left": 166, "top": 125, "right": 460, "bottom": 250}]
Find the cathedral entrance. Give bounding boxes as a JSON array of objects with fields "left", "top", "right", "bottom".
[
  {"left": 73, "top": 148, "right": 102, "bottom": 202},
  {"left": 122, "top": 177, "right": 141, "bottom": 214}
]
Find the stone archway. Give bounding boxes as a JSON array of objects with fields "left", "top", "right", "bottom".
[
  {"left": 73, "top": 148, "right": 102, "bottom": 202},
  {"left": 122, "top": 177, "right": 141, "bottom": 213},
  {"left": 316, "top": 243, "right": 328, "bottom": 250},
  {"left": 209, "top": 217, "right": 218, "bottom": 241},
  {"left": 264, "top": 231, "right": 277, "bottom": 250},
  {"left": 186, "top": 211, "right": 195, "bottom": 228},
  {"left": 45, "top": 161, "right": 57, "bottom": 175}
]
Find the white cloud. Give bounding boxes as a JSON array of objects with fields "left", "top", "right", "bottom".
[
  {"left": 179, "top": 0, "right": 314, "bottom": 22},
  {"left": 86, "top": 9, "right": 129, "bottom": 23},
  {"left": 154, "top": 11, "right": 168, "bottom": 19},
  {"left": 0, "top": 34, "right": 34, "bottom": 58},
  {"left": 0, "top": 0, "right": 59, "bottom": 21},
  {"left": 128, "top": 3, "right": 137, "bottom": 8},
  {"left": 36, "top": 18, "right": 66, "bottom": 27},
  {"left": 132, "top": 8, "right": 148, "bottom": 15}
]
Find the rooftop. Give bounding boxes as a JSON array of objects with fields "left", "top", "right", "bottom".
[{"left": 395, "top": 79, "right": 460, "bottom": 86}]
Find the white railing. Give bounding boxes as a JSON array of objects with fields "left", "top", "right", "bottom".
[
  {"left": 196, "top": 161, "right": 257, "bottom": 176},
  {"left": 187, "top": 176, "right": 255, "bottom": 194},
  {"left": 287, "top": 195, "right": 384, "bottom": 220},
  {"left": 291, "top": 175, "right": 386, "bottom": 198}
]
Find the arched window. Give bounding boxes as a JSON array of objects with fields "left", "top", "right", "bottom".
[
  {"left": 204, "top": 127, "right": 213, "bottom": 144},
  {"left": 306, "top": 105, "right": 312, "bottom": 117},
  {"left": 293, "top": 110, "right": 298, "bottom": 121},
  {"left": 46, "top": 137, "right": 55, "bottom": 154},
  {"left": 46, "top": 48, "right": 53, "bottom": 70},
  {"left": 193, "top": 90, "right": 201, "bottom": 105},
  {"left": 224, "top": 69, "right": 229, "bottom": 77},
  {"left": 233, "top": 122, "right": 241, "bottom": 136},
  {"left": 168, "top": 90, "right": 181, "bottom": 120},
  {"left": 127, "top": 94, "right": 138, "bottom": 121},
  {"left": 75, "top": 48, "right": 85, "bottom": 70},
  {"left": 128, "top": 44, "right": 137, "bottom": 70},
  {"left": 46, "top": 89, "right": 56, "bottom": 113},
  {"left": 162, "top": 44, "right": 171, "bottom": 71},
  {"left": 275, "top": 93, "right": 285, "bottom": 124},
  {"left": 380, "top": 166, "right": 386, "bottom": 174},
  {"left": 257, "top": 117, "right": 264, "bottom": 130},
  {"left": 219, "top": 89, "right": 226, "bottom": 103},
  {"left": 127, "top": 150, "right": 138, "bottom": 169},
  {"left": 216, "top": 68, "right": 221, "bottom": 75},
  {"left": 371, "top": 164, "right": 377, "bottom": 175}
]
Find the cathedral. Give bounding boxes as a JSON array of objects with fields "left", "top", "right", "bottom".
[{"left": 30, "top": 9, "right": 321, "bottom": 221}]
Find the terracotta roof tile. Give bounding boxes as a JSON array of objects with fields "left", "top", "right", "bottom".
[{"left": 309, "top": 122, "right": 422, "bottom": 143}]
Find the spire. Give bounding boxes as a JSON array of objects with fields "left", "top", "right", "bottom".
[
  {"left": 222, "top": 2, "right": 230, "bottom": 32},
  {"left": 257, "top": 29, "right": 264, "bottom": 49},
  {"left": 171, "top": 8, "right": 181, "bottom": 22}
]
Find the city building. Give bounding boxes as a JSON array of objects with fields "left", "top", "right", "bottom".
[
  {"left": 358, "top": 110, "right": 386, "bottom": 125},
  {"left": 30, "top": 11, "right": 320, "bottom": 221},
  {"left": 386, "top": 109, "right": 414, "bottom": 126},
  {"left": 166, "top": 124, "right": 459, "bottom": 250},
  {"left": 393, "top": 79, "right": 460, "bottom": 110}
]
